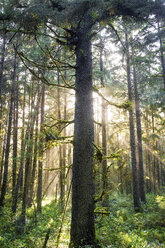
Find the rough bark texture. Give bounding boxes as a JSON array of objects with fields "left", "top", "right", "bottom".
[
  {"left": 70, "top": 13, "right": 95, "bottom": 247},
  {"left": 125, "top": 31, "right": 141, "bottom": 210},
  {"left": 133, "top": 65, "right": 146, "bottom": 202}
]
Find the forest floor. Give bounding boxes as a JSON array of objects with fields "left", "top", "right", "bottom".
[{"left": 0, "top": 193, "right": 165, "bottom": 247}]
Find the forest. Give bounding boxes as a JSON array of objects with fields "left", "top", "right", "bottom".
[{"left": 0, "top": 0, "right": 165, "bottom": 247}]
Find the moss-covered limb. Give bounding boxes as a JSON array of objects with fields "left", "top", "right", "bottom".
[
  {"left": 42, "top": 174, "right": 58, "bottom": 201},
  {"left": 104, "top": 153, "right": 120, "bottom": 160},
  {"left": 94, "top": 207, "right": 110, "bottom": 215},
  {"left": 93, "top": 86, "right": 132, "bottom": 111},
  {"left": 44, "top": 119, "right": 74, "bottom": 129},
  {"left": 43, "top": 42, "right": 76, "bottom": 89},
  {"left": 94, "top": 120, "right": 102, "bottom": 126},
  {"left": 93, "top": 143, "right": 121, "bottom": 163},
  {"left": 94, "top": 184, "right": 121, "bottom": 203},
  {"left": 44, "top": 164, "right": 72, "bottom": 172}
]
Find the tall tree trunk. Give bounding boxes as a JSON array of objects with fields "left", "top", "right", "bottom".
[
  {"left": 62, "top": 89, "right": 67, "bottom": 201},
  {"left": 145, "top": 110, "right": 152, "bottom": 193},
  {"left": 156, "top": 141, "right": 160, "bottom": 191},
  {"left": 0, "top": 30, "right": 6, "bottom": 119},
  {"left": 12, "top": 80, "right": 19, "bottom": 211},
  {"left": 37, "top": 83, "right": 45, "bottom": 213},
  {"left": 0, "top": 48, "right": 17, "bottom": 207},
  {"left": 157, "top": 21, "right": 165, "bottom": 90},
  {"left": 0, "top": 119, "right": 7, "bottom": 188},
  {"left": 22, "top": 88, "right": 39, "bottom": 223},
  {"left": 57, "top": 72, "right": 64, "bottom": 211},
  {"left": 13, "top": 86, "right": 26, "bottom": 213},
  {"left": 125, "top": 30, "right": 141, "bottom": 210},
  {"left": 151, "top": 110, "right": 156, "bottom": 193},
  {"left": 100, "top": 42, "right": 108, "bottom": 206},
  {"left": 133, "top": 64, "right": 146, "bottom": 202},
  {"left": 28, "top": 87, "right": 40, "bottom": 207},
  {"left": 70, "top": 14, "right": 95, "bottom": 247}
]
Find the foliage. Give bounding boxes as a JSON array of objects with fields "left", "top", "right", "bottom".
[
  {"left": 0, "top": 201, "right": 64, "bottom": 248},
  {"left": 96, "top": 194, "right": 165, "bottom": 248},
  {"left": 1, "top": 194, "right": 165, "bottom": 247}
]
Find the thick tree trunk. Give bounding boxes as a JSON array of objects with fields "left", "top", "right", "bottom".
[
  {"left": 133, "top": 64, "right": 146, "bottom": 202},
  {"left": 70, "top": 14, "right": 95, "bottom": 247},
  {"left": 125, "top": 31, "right": 141, "bottom": 210}
]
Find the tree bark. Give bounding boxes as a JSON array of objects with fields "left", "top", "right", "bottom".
[
  {"left": 12, "top": 79, "right": 19, "bottom": 211},
  {"left": 13, "top": 86, "right": 26, "bottom": 213},
  {"left": 0, "top": 30, "right": 6, "bottom": 116},
  {"left": 70, "top": 13, "right": 95, "bottom": 247},
  {"left": 28, "top": 87, "right": 40, "bottom": 207},
  {"left": 57, "top": 72, "right": 64, "bottom": 211},
  {"left": 157, "top": 21, "right": 165, "bottom": 90},
  {"left": 37, "top": 83, "right": 45, "bottom": 213},
  {"left": 100, "top": 42, "right": 109, "bottom": 206},
  {"left": 125, "top": 30, "right": 141, "bottom": 210},
  {"left": 133, "top": 64, "right": 146, "bottom": 202},
  {"left": 0, "top": 48, "right": 17, "bottom": 207}
]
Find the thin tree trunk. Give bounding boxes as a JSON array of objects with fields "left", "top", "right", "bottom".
[
  {"left": 22, "top": 88, "right": 39, "bottom": 223},
  {"left": 12, "top": 86, "right": 26, "bottom": 213},
  {"left": 28, "top": 88, "right": 40, "bottom": 207},
  {"left": 133, "top": 64, "right": 146, "bottom": 202},
  {"left": 12, "top": 80, "right": 19, "bottom": 211},
  {"left": 0, "top": 30, "right": 6, "bottom": 118},
  {"left": 57, "top": 72, "right": 64, "bottom": 211},
  {"left": 158, "top": 21, "right": 165, "bottom": 90},
  {"left": 151, "top": 110, "right": 157, "bottom": 193},
  {"left": 145, "top": 110, "right": 152, "bottom": 192},
  {"left": 0, "top": 121, "right": 7, "bottom": 188},
  {"left": 70, "top": 14, "right": 95, "bottom": 247},
  {"left": 156, "top": 141, "right": 160, "bottom": 191},
  {"left": 100, "top": 42, "right": 109, "bottom": 206},
  {"left": 37, "top": 83, "right": 45, "bottom": 213},
  {"left": 125, "top": 30, "right": 141, "bottom": 210},
  {"left": 0, "top": 48, "right": 17, "bottom": 207},
  {"left": 62, "top": 89, "right": 67, "bottom": 199}
]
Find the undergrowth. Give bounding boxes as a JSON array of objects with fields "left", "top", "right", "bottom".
[
  {"left": 0, "top": 193, "right": 165, "bottom": 247},
  {"left": 96, "top": 193, "right": 165, "bottom": 247}
]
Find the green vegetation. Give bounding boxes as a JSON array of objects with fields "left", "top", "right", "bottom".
[
  {"left": 0, "top": 193, "right": 165, "bottom": 247},
  {"left": 96, "top": 193, "right": 165, "bottom": 248}
]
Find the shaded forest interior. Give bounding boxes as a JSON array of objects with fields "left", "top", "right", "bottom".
[{"left": 0, "top": 0, "right": 165, "bottom": 247}]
